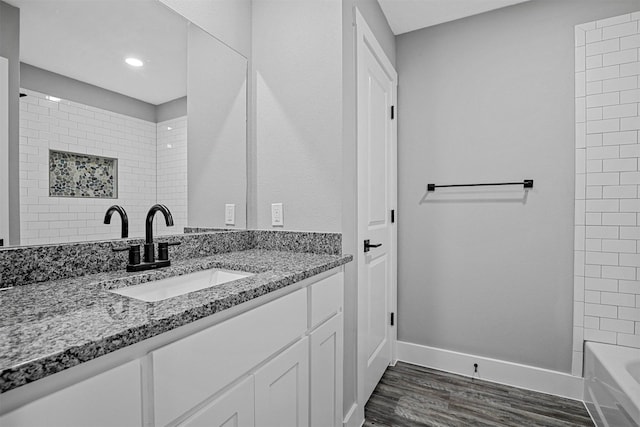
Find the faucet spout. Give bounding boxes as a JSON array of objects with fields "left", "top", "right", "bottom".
[
  {"left": 104, "top": 205, "right": 129, "bottom": 238},
  {"left": 144, "top": 204, "right": 174, "bottom": 262}
]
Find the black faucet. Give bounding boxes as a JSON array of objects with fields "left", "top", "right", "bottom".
[
  {"left": 104, "top": 205, "right": 129, "bottom": 238},
  {"left": 112, "top": 204, "right": 179, "bottom": 272},
  {"left": 144, "top": 204, "right": 174, "bottom": 263}
]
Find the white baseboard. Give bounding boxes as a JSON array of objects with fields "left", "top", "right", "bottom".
[
  {"left": 396, "top": 341, "right": 584, "bottom": 401},
  {"left": 343, "top": 402, "right": 363, "bottom": 427}
]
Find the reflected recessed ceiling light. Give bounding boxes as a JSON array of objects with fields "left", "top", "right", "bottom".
[
  {"left": 167, "top": 126, "right": 173, "bottom": 130},
  {"left": 46, "top": 96, "right": 61, "bottom": 102},
  {"left": 125, "top": 57, "right": 144, "bottom": 67},
  {"left": 167, "top": 144, "right": 173, "bottom": 149}
]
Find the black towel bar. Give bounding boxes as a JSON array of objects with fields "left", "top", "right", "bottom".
[{"left": 427, "top": 180, "right": 533, "bottom": 192}]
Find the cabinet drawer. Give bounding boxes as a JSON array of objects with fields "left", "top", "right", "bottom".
[
  {"left": 309, "top": 272, "right": 343, "bottom": 329},
  {"left": 0, "top": 360, "right": 142, "bottom": 427},
  {"left": 152, "top": 288, "right": 307, "bottom": 426}
]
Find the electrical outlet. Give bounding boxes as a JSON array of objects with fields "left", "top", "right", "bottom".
[
  {"left": 225, "top": 204, "right": 235, "bottom": 226},
  {"left": 271, "top": 203, "right": 283, "bottom": 226}
]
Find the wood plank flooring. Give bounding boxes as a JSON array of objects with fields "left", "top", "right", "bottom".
[{"left": 364, "top": 362, "right": 594, "bottom": 427}]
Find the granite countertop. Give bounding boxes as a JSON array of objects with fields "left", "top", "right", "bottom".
[{"left": 0, "top": 249, "right": 352, "bottom": 394}]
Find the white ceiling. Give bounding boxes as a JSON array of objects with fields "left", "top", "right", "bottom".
[
  {"left": 7, "top": 0, "right": 187, "bottom": 105},
  {"left": 377, "top": 0, "right": 531, "bottom": 35}
]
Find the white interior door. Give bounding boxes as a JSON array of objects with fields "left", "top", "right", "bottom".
[
  {"left": 0, "top": 57, "right": 9, "bottom": 247},
  {"left": 355, "top": 9, "right": 398, "bottom": 405}
]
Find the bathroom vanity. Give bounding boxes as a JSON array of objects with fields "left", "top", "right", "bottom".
[{"left": 0, "top": 233, "right": 352, "bottom": 427}]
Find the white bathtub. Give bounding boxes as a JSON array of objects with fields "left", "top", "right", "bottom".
[{"left": 584, "top": 342, "right": 640, "bottom": 427}]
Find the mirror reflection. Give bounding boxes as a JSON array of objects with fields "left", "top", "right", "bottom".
[{"left": 2, "top": 0, "right": 247, "bottom": 247}]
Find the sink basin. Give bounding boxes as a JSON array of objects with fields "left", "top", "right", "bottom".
[{"left": 109, "top": 268, "right": 253, "bottom": 302}]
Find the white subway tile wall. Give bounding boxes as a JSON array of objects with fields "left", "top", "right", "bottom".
[
  {"left": 575, "top": 11, "right": 640, "bottom": 376},
  {"left": 18, "top": 89, "right": 177, "bottom": 245},
  {"left": 155, "top": 117, "right": 188, "bottom": 237}
]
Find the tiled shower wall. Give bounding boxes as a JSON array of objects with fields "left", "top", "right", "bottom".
[
  {"left": 574, "top": 11, "right": 640, "bottom": 375},
  {"left": 19, "top": 89, "right": 158, "bottom": 244},
  {"left": 156, "top": 116, "right": 188, "bottom": 236}
]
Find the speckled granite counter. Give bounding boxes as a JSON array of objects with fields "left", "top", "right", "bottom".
[{"left": 0, "top": 249, "right": 352, "bottom": 393}]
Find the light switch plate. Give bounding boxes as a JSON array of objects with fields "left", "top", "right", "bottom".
[
  {"left": 271, "top": 203, "right": 283, "bottom": 226},
  {"left": 225, "top": 204, "right": 235, "bottom": 226}
]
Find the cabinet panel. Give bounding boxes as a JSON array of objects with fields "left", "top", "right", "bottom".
[
  {"left": 152, "top": 288, "right": 307, "bottom": 426},
  {"left": 0, "top": 360, "right": 142, "bottom": 427},
  {"left": 310, "top": 272, "right": 343, "bottom": 328},
  {"left": 180, "top": 376, "right": 254, "bottom": 427},
  {"left": 255, "top": 337, "right": 309, "bottom": 427},
  {"left": 310, "top": 313, "right": 343, "bottom": 427}
]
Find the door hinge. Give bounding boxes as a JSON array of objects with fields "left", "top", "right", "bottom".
[
  {"left": 391, "top": 105, "right": 395, "bottom": 120},
  {"left": 390, "top": 312, "right": 395, "bottom": 326},
  {"left": 391, "top": 209, "right": 395, "bottom": 224}
]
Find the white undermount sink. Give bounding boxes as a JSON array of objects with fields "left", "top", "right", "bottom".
[{"left": 109, "top": 268, "right": 254, "bottom": 302}]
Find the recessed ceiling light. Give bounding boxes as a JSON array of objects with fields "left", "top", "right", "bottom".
[
  {"left": 125, "top": 57, "right": 144, "bottom": 67},
  {"left": 46, "top": 96, "right": 61, "bottom": 102},
  {"left": 167, "top": 126, "right": 173, "bottom": 130},
  {"left": 167, "top": 144, "right": 173, "bottom": 149}
]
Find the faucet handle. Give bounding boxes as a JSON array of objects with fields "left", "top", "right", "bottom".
[
  {"left": 113, "top": 244, "right": 141, "bottom": 265},
  {"left": 157, "top": 241, "right": 181, "bottom": 261}
]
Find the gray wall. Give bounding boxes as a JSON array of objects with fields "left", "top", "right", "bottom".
[
  {"left": 252, "top": 0, "right": 343, "bottom": 232},
  {"left": 21, "top": 64, "right": 187, "bottom": 122},
  {"left": 20, "top": 63, "right": 157, "bottom": 122},
  {"left": 187, "top": 24, "right": 247, "bottom": 229},
  {"left": 0, "top": 1, "right": 20, "bottom": 245},
  {"left": 396, "top": 0, "right": 640, "bottom": 373},
  {"left": 341, "top": 0, "right": 395, "bottom": 420},
  {"left": 157, "top": 0, "right": 253, "bottom": 227},
  {"left": 156, "top": 96, "right": 187, "bottom": 122}
]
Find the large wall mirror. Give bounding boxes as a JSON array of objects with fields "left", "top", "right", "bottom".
[{"left": 2, "top": 0, "right": 247, "bottom": 247}]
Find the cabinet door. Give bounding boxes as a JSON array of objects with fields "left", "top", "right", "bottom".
[
  {"left": 310, "top": 313, "right": 343, "bottom": 427},
  {"left": 254, "top": 337, "right": 309, "bottom": 427},
  {"left": 181, "top": 376, "right": 254, "bottom": 427},
  {"left": 0, "top": 360, "right": 142, "bottom": 427}
]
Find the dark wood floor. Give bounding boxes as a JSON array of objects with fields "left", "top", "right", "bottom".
[{"left": 364, "top": 362, "right": 594, "bottom": 427}]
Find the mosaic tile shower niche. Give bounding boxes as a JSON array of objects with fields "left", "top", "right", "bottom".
[
  {"left": 49, "top": 150, "right": 117, "bottom": 198},
  {"left": 19, "top": 88, "right": 186, "bottom": 245}
]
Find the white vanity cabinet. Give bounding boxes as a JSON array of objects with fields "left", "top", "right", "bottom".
[
  {"left": 0, "top": 360, "right": 143, "bottom": 427},
  {"left": 0, "top": 269, "right": 345, "bottom": 427}
]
